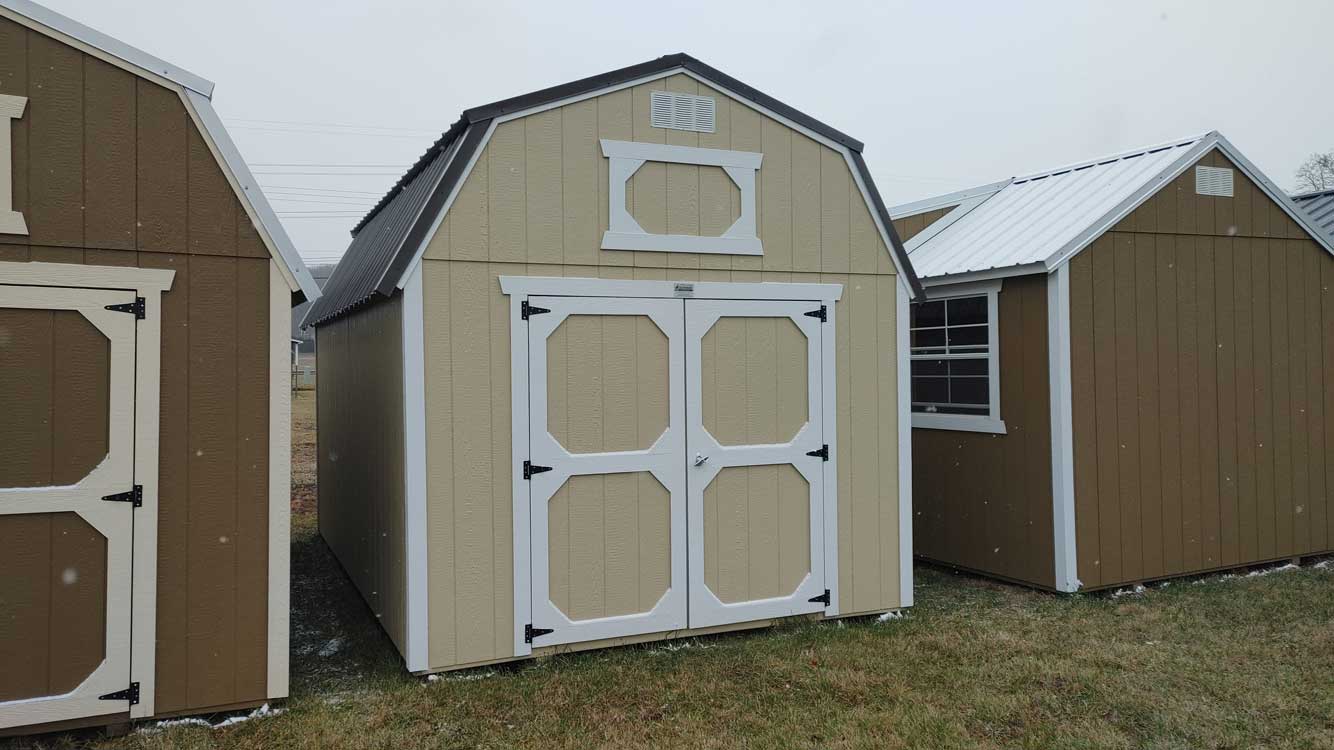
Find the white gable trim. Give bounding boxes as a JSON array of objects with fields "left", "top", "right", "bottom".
[
  {"left": 903, "top": 192, "right": 995, "bottom": 254},
  {"left": 888, "top": 179, "right": 1010, "bottom": 220},
  {"left": 392, "top": 66, "right": 917, "bottom": 291}
]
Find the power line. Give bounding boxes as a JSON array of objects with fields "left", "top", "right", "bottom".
[
  {"left": 249, "top": 162, "right": 408, "bottom": 168},
  {"left": 252, "top": 171, "right": 403, "bottom": 177},
  {"left": 268, "top": 197, "right": 373, "bottom": 207},
  {"left": 229, "top": 125, "right": 432, "bottom": 140},
  {"left": 259, "top": 184, "right": 385, "bottom": 196},
  {"left": 225, "top": 116, "right": 437, "bottom": 134}
]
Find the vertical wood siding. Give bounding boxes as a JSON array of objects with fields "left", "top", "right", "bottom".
[
  {"left": 0, "top": 17, "right": 273, "bottom": 714},
  {"left": 1070, "top": 150, "right": 1333, "bottom": 589},
  {"left": 890, "top": 207, "right": 953, "bottom": 245},
  {"left": 316, "top": 296, "right": 408, "bottom": 654},
  {"left": 910, "top": 273, "right": 1055, "bottom": 588}
]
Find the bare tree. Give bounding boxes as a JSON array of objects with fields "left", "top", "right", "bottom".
[{"left": 1295, "top": 151, "right": 1334, "bottom": 193}]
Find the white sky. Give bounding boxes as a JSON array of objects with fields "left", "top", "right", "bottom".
[{"left": 40, "top": 0, "right": 1334, "bottom": 266}]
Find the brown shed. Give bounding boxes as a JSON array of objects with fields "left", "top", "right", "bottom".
[
  {"left": 0, "top": 0, "right": 319, "bottom": 734},
  {"left": 890, "top": 132, "right": 1334, "bottom": 591}
]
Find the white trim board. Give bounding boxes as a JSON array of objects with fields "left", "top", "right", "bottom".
[
  {"left": 499, "top": 276, "right": 843, "bottom": 301},
  {"left": 266, "top": 260, "right": 292, "bottom": 698},
  {"left": 895, "top": 282, "right": 914, "bottom": 608},
  {"left": 401, "top": 263, "right": 430, "bottom": 671},
  {"left": 1047, "top": 265, "right": 1079, "bottom": 592}
]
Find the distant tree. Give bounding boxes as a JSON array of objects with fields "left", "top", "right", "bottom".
[{"left": 1295, "top": 150, "right": 1334, "bottom": 193}]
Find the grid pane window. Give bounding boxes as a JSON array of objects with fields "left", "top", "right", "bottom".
[{"left": 910, "top": 293, "right": 992, "bottom": 416}]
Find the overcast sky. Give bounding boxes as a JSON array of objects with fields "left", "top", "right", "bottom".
[{"left": 41, "top": 0, "right": 1334, "bottom": 265}]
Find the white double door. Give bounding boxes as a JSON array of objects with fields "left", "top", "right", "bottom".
[{"left": 526, "top": 295, "right": 829, "bottom": 646}]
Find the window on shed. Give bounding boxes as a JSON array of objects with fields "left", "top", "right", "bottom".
[{"left": 910, "top": 284, "right": 1005, "bottom": 434}]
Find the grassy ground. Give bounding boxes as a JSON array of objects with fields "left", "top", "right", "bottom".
[{"left": 12, "top": 390, "right": 1334, "bottom": 749}]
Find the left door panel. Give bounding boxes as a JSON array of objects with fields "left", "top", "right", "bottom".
[
  {"left": 525, "top": 295, "right": 688, "bottom": 647},
  {"left": 0, "top": 285, "right": 138, "bottom": 728}
]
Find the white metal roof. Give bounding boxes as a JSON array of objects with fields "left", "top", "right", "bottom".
[
  {"left": 892, "top": 131, "right": 1334, "bottom": 282},
  {"left": 0, "top": 0, "right": 321, "bottom": 303}
]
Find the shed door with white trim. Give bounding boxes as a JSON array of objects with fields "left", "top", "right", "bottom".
[
  {"left": 686, "top": 300, "right": 827, "bottom": 628},
  {"left": 526, "top": 296, "right": 688, "bottom": 646},
  {"left": 523, "top": 292, "right": 830, "bottom": 646},
  {"left": 0, "top": 285, "right": 138, "bottom": 728}
]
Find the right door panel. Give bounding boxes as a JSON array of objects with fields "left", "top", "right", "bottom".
[{"left": 685, "top": 299, "right": 827, "bottom": 628}]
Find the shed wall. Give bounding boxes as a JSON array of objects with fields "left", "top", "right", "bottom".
[
  {"left": 1070, "top": 149, "right": 1334, "bottom": 589},
  {"left": 315, "top": 295, "right": 408, "bottom": 655},
  {"left": 911, "top": 273, "right": 1055, "bottom": 588},
  {"left": 421, "top": 262, "right": 902, "bottom": 670},
  {"left": 0, "top": 16, "right": 275, "bottom": 714}
]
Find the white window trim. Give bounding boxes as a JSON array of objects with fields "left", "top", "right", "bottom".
[
  {"left": 910, "top": 278, "right": 1006, "bottom": 435},
  {"left": 601, "top": 139, "right": 762, "bottom": 255}
]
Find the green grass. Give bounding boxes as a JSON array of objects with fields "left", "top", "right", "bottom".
[{"left": 11, "top": 392, "right": 1333, "bottom": 749}]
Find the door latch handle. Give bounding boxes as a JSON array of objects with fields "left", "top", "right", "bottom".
[{"left": 693, "top": 453, "right": 709, "bottom": 467}]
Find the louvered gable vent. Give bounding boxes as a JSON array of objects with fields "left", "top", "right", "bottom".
[
  {"left": 650, "top": 90, "right": 716, "bottom": 133},
  {"left": 1195, "top": 165, "right": 1234, "bottom": 197}
]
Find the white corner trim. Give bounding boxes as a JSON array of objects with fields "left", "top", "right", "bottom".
[
  {"left": 821, "top": 299, "right": 840, "bottom": 616},
  {"left": 402, "top": 263, "right": 430, "bottom": 671},
  {"left": 508, "top": 290, "right": 533, "bottom": 658},
  {"left": 1048, "top": 265, "right": 1079, "bottom": 592},
  {"left": 911, "top": 413, "right": 1008, "bottom": 435},
  {"left": 499, "top": 275, "right": 843, "bottom": 301},
  {"left": 0, "top": 93, "right": 26, "bottom": 236},
  {"left": 895, "top": 282, "right": 914, "bottom": 608},
  {"left": 266, "top": 260, "right": 292, "bottom": 699},
  {"left": 601, "top": 139, "right": 762, "bottom": 255}
]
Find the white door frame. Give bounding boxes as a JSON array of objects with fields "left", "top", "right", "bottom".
[
  {"left": 0, "top": 262, "right": 172, "bottom": 727},
  {"left": 684, "top": 298, "right": 830, "bottom": 628},
  {"left": 525, "top": 295, "right": 687, "bottom": 646},
  {"left": 502, "top": 276, "right": 842, "bottom": 656}
]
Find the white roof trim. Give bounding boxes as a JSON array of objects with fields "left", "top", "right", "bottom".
[
  {"left": 0, "top": 0, "right": 214, "bottom": 96},
  {"left": 1209, "top": 134, "right": 1334, "bottom": 258},
  {"left": 903, "top": 192, "right": 993, "bottom": 253},
  {"left": 185, "top": 90, "right": 321, "bottom": 301},
  {"left": 888, "top": 179, "right": 1010, "bottom": 220}
]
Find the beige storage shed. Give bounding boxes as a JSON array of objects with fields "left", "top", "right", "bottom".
[
  {"left": 0, "top": 0, "right": 318, "bottom": 735},
  {"left": 305, "top": 54, "right": 923, "bottom": 673},
  {"left": 891, "top": 132, "right": 1334, "bottom": 592}
]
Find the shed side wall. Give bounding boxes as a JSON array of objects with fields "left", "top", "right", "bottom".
[
  {"left": 1070, "top": 149, "right": 1333, "bottom": 589},
  {"left": 910, "top": 273, "right": 1055, "bottom": 588},
  {"left": 0, "top": 18, "right": 276, "bottom": 715},
  {"left": 315, "top": 295, "right": 408, "bottom": 656}
]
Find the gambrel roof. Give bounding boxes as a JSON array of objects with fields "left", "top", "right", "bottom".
[
  {"left": 0, "top": 0, "right": 321, "bottom": 303},
  {"left": 304, "top": 53, "right": 923, "bottom": 327},
  {"left": 891, "top": 131, "right": 1334, "bottom": 282}
]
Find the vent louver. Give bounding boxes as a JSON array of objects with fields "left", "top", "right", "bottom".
[
  {"left": 1195, "top": 165, "right": 1234, "bottom": 197},
  {"left": 650, "top": 91, "right": 716, "bottom": 133}
]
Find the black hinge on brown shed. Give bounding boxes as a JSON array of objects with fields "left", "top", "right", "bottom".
[
  {"left": 525, "top": 624, "right": 553, "bottom": 643},
  {"left": 806, "top": 445, "right": 829, "bottom": 461},
  {"left": 521, "top": 300, "right": 551, "bottom": 320},
  {"left": 99, "top": 682, "right": 140, "bottom": 705},
  {"left": 804, "top": 305, "right": 826, "bottom": 322},
  {"left": 102, "top": 485, "right": 143, "bottom": 508},
  {"left": 808, "top": 589, "right": 831, "bottom": 606},
  {"left": 105, "top": 297, "right": 146, "bottom": 319}
]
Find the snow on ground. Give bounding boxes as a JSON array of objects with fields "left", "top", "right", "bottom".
[{"left": 139, "top": 703, "right": 284, "bottom": 734}]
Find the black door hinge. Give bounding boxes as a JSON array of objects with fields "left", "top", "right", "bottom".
[
  {"left": 525, "top": 624, "right": 554, "bottom": 643},
  {"left": 808, "top": 589, "right": 831, "bottom": 606},
  {"left": 99, "top": 682, "right": 140, "bottom": 705},
  {"left": 105, "top": 297, "right": 146, "bottom": 319},
  {"left": 803, "top": 305, "right": 826, "bottom": 322},
  {"left": 806, "top": 444, "right": 829, "bottom": 461},
  {"left": 521, "top": 300, "right": 551, "bottom": 320},
  {"left": 102, "top": 485, "right": 143, "bottom": 507},
  {"left": 523, "top": 461, "right": 552, "bottom": 480}
]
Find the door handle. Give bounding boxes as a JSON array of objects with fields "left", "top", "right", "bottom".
[{"left": 693, "top": 453, "right": 709, "bottom": 467}]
